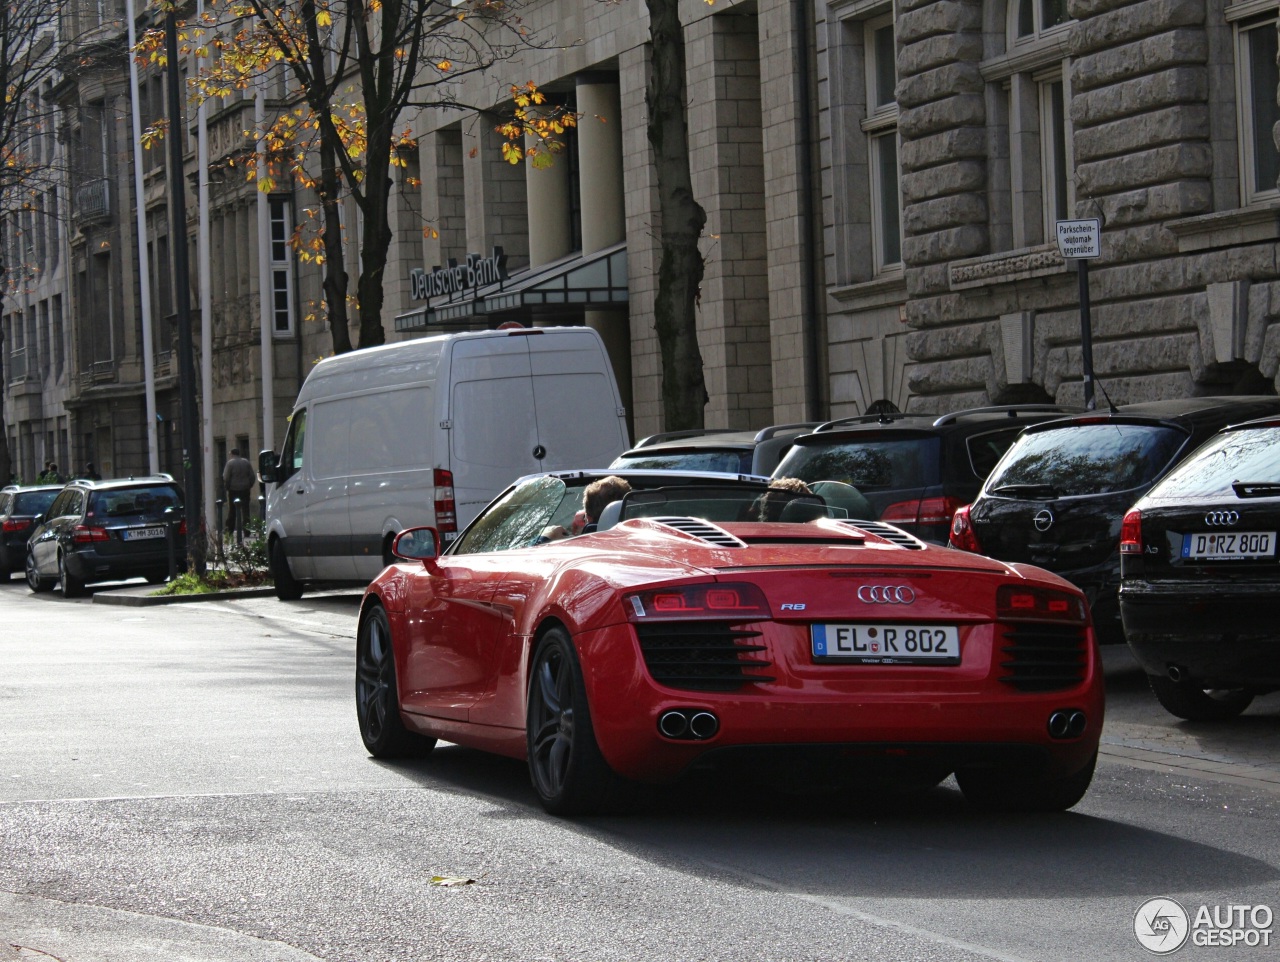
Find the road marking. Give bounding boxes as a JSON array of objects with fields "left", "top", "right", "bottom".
[{"left": 694, "top": 857, "right": 1035, "bottom": 962}]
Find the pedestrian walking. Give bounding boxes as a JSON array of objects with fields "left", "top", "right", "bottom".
[{"left": 222, "top": 448, "right": 256, "bottom": 543}]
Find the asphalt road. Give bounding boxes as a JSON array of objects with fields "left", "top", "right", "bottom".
[{"left": 2, "top": 578, "right": 1278, "bottom": 962}]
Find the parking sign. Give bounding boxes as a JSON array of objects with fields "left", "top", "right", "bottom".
[{"left": 1056, "top": 219, "right": 1101, "bottom": 259}]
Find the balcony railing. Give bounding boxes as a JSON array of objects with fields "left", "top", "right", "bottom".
[{"left": 74, "top": 178, "right": 111, "bottom": 224}]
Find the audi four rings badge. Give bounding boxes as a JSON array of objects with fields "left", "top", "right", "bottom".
[
  {"left": 1034, "top": 508, "right": 1054, "bottom": 531},
  {"left": 1204, "top": 511, "right": 1239, "bottom": 525},
  {"left": 857, "top": 585, "right": 916, "bottom": 604}
]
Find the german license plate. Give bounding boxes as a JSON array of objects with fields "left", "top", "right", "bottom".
[
  {"left": 122, "top": 527, "right": 166, "bottom": 541},
  {"left": 1181, "top": 531, "right": 1275, "bottom": 560},
  {"left": 811, "top": 624, "right": 960, "bottom": 665}
]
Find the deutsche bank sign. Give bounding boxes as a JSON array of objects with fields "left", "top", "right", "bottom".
[
  {"left": 1055, "top": 219, "right": 1101, "bottom": 260},
  {"left": 410, "top": 248, "right": 508, "bottom": 301}
]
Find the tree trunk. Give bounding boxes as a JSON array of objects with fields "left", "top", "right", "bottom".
[
  {"left": 355, "top": 153, "right": 393, "bottom": 350},
  {"left": 645, "top": 0, "right": 707, "bottom": 432},
  {"left": 318, "top": 142, "right": 352, "bottom": 355}
]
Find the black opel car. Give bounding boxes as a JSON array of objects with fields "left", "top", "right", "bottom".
[
  {"left": 26, "top": 476, "right": 186, "bottom": 596},
  {"left": 0, "top": 484, "right": 63, "bottom": 579},
  {"left": 951, "top": 396, "right": 1280, "bottom": 642},
  {"left": 772, "top": 405, "right": 1075, "bottom": 544},
  {"left": 1119, "top": 415, "right": 1280, "bottom": 720}
]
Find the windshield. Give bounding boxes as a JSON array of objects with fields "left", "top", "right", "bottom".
[
  {"left": 774, "top": 436, "right": 938, "bottom": 490},
  {"left": 1149, "top": 426, "right": 1280, "bottom": 500},
  {"left": 453, "top": 476, "right": 578, "bottom": 554},
  {"left": 986, "top": 423, "right": 1186, "bottom": 497},
  {"left": 611, "top": 451, "right": 752, "bottom": 474},
  {"left": 13, "top": 490, "right": 59, "bottom": 515}
]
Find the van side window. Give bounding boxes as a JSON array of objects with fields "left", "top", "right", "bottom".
[{"left": 280, "top": 410, "right": 307, "bottom": 480}]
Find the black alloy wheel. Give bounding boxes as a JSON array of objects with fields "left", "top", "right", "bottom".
[
  {"left": 26, "top": 549, "right": 52, "bottom": 593},
  {"left": 355, "top": 604, "right": 435, "bottom": 758},
  {"left": 1147, "top": 674, "right": 1254, "bottom": 722},
  {"left": 956, "top": 751, "right": 1097, "bottom": 813},
  {"left": 59, "top": 552, "right": 86, "bottom": 598},
  {"left": 269, "top": 537, "right": 303, "bottom": 601},
  {"left": 526, "top": 627, "right": 620, "bottom": 815}
]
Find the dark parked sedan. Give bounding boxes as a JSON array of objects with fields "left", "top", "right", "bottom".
[
  {"left": 26, "top": 477, "right": 186, "bottom": 596},
  {"left": 0, "top": 485, "right": 63, "bottom": 579},
  {"left": 1119, "top": 416, "right": 1280, "bottom": 720},
  {"left": 951, "top": 396, "right": 1280, "bottom": 642}
]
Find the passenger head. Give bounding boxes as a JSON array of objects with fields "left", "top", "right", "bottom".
[
  {"left": 751, "top": 477, "right": 813, "bottom": 522},
  {"left": 583, "top": 475, "right": 632, "bottom": 523}
]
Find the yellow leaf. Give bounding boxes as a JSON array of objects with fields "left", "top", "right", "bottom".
[
  {"left": 429, "top": 876, "right": 475, "bottom": 887},
  {"left": 316, "top": 10, "right": 332, "bottom": 25}
]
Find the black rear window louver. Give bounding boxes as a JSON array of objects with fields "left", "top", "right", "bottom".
[
  {"left": 649, "top": 516, "right": 747, "bottom": 548},
  {"left": 838, "top": 519, "right": 927, "bottom": 550},
  {"left": 635, "top": 622, "right": 775, "bottom": 691},
  {"left": 998, "top": 623, "right": 1087, "bottom": 692}
]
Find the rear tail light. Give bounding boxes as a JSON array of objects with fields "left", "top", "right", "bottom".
[
  {"left": 996, "top": 584, "right": 1087, "bottom": 624},
  {"left": 624, "top": 582, "right": 771, "bottom": 622},
  {"left": 949, "top": 504, "right": 981, "bottom": 553},
  {"left": 1119, "top": 508, "right": 1142, "bottom": 555},
  {"left": 433, "top": 468, "right": 457, "bottom": 535},
  {"left": 879, "top": 499, "right": 920, "bottom": 524},
  {"left": 177, "top": 520, "right": 188, "bottom": 536},
  {"left": 71, "top": 525, "right": 109, "bottom": 544},
  {"left": 2, "top": 517, "right": 32, "bottom": 533},
  {"left": 881, "top": 496, "right": 961, "bottom": 527}
]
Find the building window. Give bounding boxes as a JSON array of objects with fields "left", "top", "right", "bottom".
[
  {"left": 269, "top": 196, "right": 294, "bottom": 336},
  {"left": 863, "top": 14, "right": 901, "bottom": 271},
  {"left": 53, "top": 295, "right": 64, "bottom": 377},
  {"left": 1015, "top": 0, "right": 1068, "bottom": 39},
  {"left": 1237, "top": 15, "right": 1280, "bottom": 204}
]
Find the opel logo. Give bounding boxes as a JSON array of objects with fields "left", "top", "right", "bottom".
[
  {"left": 1034, "top": 508, "right": 1054, "bottom": 532},
  {"left": 857, "top": 585, "right": 916, "bottom": 605},
  {"left": 1204, "top": 510, "right": 1239, "bottom": 526}
]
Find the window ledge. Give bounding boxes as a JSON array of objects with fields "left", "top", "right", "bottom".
[
  {"left": 947, "top": 243, "right": 1068, "bottom": 291},
  {"left": 1167, "top": 204, "right": 1280, "bottom": 253},
  {"left": 829, "top": 268, "right": 906, "bottom": 310}
]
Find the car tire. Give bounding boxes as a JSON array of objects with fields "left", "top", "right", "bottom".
[
  {"left": 526, "top": 626, "right": 622, "bottom": 816},
  {"left": 1147, "top": 674, "right": 1254, "bottom": 721},
  {"left": 269, "top": 537, "right": 303, "bottom": 601},
  {"left": 355, "top": 604, "right": 436, "bottom": 759},
  {"left": 26, "top": 549, "right": 53, "bottom": 593},
  {"left": 59, "top": 553, "right": 86, "bottom": 598},
  {"left": 956, "top": 751, "right": 1097, "bottom": 813}
]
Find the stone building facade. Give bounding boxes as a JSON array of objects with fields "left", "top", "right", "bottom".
[
  {"left": 6, "top": 0, "right": 1279, "bottom": 484},
  {"left": 821, "top": 0, "right": 1280, "bottom": 416}
]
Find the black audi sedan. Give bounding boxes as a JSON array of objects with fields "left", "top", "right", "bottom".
[
  {"left": 1119, "top": 416, "right": 1280, "bottom": 720},
  {"left": 0, "top": 484, "right": 63, "bottom": 579},
  {"left": 950, "top": 396, "right": 1280, "bottom": 642},
  {"left": 26, "top": 476, "right": 186, "bottom": 596}
]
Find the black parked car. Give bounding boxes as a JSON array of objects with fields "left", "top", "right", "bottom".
[
  {"left": 1119, "top": 415, "right": 1280, "bottom": 719},
  {"left": 771, "top": 405, "right": 1076, "bottom": 544},
  {"left": 611, "top": 423, "right": 821, "bottom": 477},
  {"left": 26, "top": 476, "right": 186, "bottom": 596},
  {"left": 950, "top": 396, "right": 1280, "bottom": 642},
  {"left": 0, "top": 484, "right": 63, "bottom": 579}
]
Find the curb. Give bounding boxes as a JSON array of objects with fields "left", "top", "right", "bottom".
[{"left": 92, "top": 586, "right": 278, "bottom": 607}]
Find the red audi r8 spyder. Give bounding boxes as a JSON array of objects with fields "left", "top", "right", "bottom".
[{"left": 356, "top": 470, "right": 1103, "bottom": 815}]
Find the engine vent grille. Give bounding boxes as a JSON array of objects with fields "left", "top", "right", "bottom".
[
  {"left": 649, "top": 517, "right": 747, "bottom": 548},
  {"left": 635, "top": 621, "right": 774, "bottom": 691},
  {"left": 838, "top": 519, "right": 927, "bottom": 550},
  {"left": 997, "top": 623, "right": 1088, "bottom": 692}
]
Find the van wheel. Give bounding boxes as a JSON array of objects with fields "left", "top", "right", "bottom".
[
  {"left": 270, "top": 538, "right": 303, "bottom": 601},
  {"left": 382, "top": 534, "right": 395, "bottom": 568}
]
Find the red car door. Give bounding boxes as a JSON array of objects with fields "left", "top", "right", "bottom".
[{"left": 399, "top": 554, "right": 512, "bottom": 721}]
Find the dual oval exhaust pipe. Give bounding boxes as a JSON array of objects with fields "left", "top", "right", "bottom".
[
  {"left": 658, "top": 709, "right": 719, "bottom": 740},
  {"left": 1047, "top": 709, "right": 1088, "bottom": 739}
]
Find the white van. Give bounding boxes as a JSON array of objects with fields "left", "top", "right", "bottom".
[{"left": 257, "top": 326, "right": 629, "bottom": 599}]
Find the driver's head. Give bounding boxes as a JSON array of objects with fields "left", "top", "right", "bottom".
[{"left": 583, "top": 476, "right": 632, "bottom": 523}]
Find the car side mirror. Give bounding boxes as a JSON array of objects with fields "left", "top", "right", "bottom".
[
  {"left": 258, "top": 450, "right": 279, "bottom": 484},
  {"left": 392, "top": 526, "right": 439, "bottom": 562}
]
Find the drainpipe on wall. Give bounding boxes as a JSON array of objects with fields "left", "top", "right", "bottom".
[{"left": 793, "top": 0, "right": 825, "bottom": 421}]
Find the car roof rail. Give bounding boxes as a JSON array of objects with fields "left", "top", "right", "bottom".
[
  {"left": 812, "top": 412, "right": 916, "bottom": 432},
  {"left": 752, "top": 421, "right": 823, "bottom": 442},
  {"left": 930, "top": 404, "right": 1081, "bottom": 426},
  {"left": 631, "top": 428, "right": 738, "bottom": 448}
]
